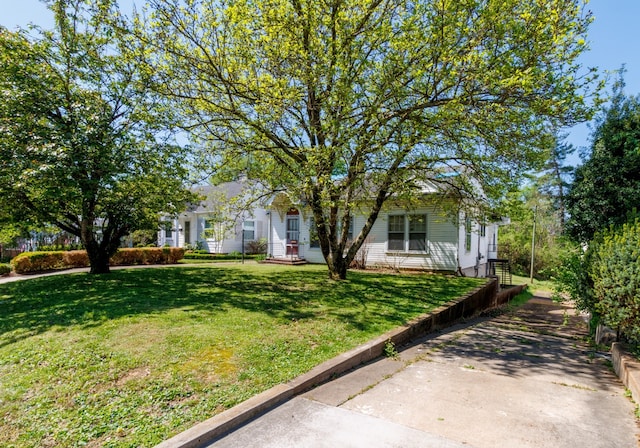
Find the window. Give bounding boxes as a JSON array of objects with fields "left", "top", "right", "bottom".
[
  {"left": 480, "top": 223, "right": 486, "bottom": 238},
  {"left": 184, "top": 221, "right": 191, "bottom": 244},
  {"left": 243, "top": 220, "right": 255, "bottom": 240},
  {"left": 388, "top": 215, "right": 405, "bottom": 251},
  {"left": 345, "top": 216, "right": 354, "bottom": 242},
  {"left": 465, "top": 216, "right": 472, "bottom": 252},
  {"left": 309, "top": 217, "right": 320, "bottom": 248},
  {"left": 309, "top": 216, "right": 353, "bottom": 248},
  {"left": 162, "top": 221, "right": 173, "bottom": 239},
  {"left": 388, "top": 214, "right": 428, "bottom": 252},
  {"left": 408, "top": 215, "right": 427, "bottom": 251}
]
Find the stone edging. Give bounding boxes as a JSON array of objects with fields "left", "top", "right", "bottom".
[
  {"left": 611, "top": 342, "right": 640, "bottom": 405},
  {"left": 156, "top": 277, "right": 518, "bottom": 448}
]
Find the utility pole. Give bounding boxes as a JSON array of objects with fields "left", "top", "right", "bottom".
[{"left": 530, "top": 205, "right": 537, "bottom": 284}]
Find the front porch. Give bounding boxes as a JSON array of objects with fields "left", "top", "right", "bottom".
[{"left": 263, "top": 257, "right": 308, "bottom": 266}]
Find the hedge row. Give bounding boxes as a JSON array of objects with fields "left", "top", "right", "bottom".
[
  {"left": 183, "top": 252, "right": 262, "bottom": 260},
  {"left": 0, "top": 263, "right": 10, "bottom": 276},
  {"left": 11, "top": 248, "right": 185, "bottom": 274}
]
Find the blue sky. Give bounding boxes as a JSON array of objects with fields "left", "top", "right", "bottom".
[{"left": 3, "top": 0, "right": 639, "bottom": 166}]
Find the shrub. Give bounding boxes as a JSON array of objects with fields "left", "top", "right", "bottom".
[
  {"left": 110, "top": 248, "right": 185, "bottom": 266},
  {"left": 590, "top": 218, "right": 640, "bottom": 342},
  {"left": 38, "top": 243, "right": 83, "bottom": 252},
  {"left": 63, "top": 250, "right": 90, "bottom": 268},
  {"left": 0, "top": 263, "right": 10, "bottom": 276},
  {"left": 10, "top": 248, "right": 185, "bottom": 274},
  {"left": 183, "top": 252, "right": 218, "bottom": 260},
  {"left": 245, "top": 238, "right": 267, "bottom": 255},
  {"left": 11, "top": 251, "right": 66, "bottom": 274}
]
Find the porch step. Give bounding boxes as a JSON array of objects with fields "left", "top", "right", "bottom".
[{"left": 263, "top": 257, "right": 308, "bottom": 266}]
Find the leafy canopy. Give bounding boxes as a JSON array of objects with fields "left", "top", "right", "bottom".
[
  {"left": 140, "top": 0, "right": 598, "bottom": 278},
  {"left": 0, "top": 0, "right": 196, "bottom": 273},
  {"left": 566, "top": 78, "right": 640, "bottom": 243}
]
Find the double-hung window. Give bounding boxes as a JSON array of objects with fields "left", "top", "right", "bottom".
[
  {"left": 309, "top": 216, "right": 354, "bottom": 248},
  {"left": 309, "top": 217, "right": 320, "bottom": 248},
  {"left": 465, "top": 215, "right": 472, "bottom": 252},
  {"left": 388, "top": 214, "right": 428, "bottom": 252},
  {"left": 243, "top": 220, "right": 255, "bottom": 240}
]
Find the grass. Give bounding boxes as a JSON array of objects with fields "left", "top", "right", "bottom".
[
  {"left": 510, "top": 274, "right": 556, "bottom": 296},
  {"left": 0, "top": 264, "right": 483, "bottom": 447}
]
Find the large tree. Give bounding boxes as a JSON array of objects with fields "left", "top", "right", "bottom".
[
  {"left": 0, "top": 0, "right": 195, "bottom": 273},
  {"left": 566, "top": 80, "right": 640, "bottom": 243},
  {"left": 538, "top": 135, "right": 576, "bottom": 229},
  {"left": 141, "top": 0, "right": 598, "bottom": 279}
]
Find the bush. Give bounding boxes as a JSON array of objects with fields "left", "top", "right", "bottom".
[
  {"left": 110, "top": 248, "right": 185, "bottom": 266},
  {"left": 63, "top": 250, "right": 90, "bottom": 268},
  {"left": 590, "top": 218, "right": 640, "bottom": 342},
  {"left": 183, "top": 252, "right": 218, "bottom": 260},
  {"left": 38, "top": 243, "right": 83, "bottom": 252},
  {"left": 0, "top": 263, "right": 10, "bottom": 276},
  {"left": 245, "top": 238, "right": 267, "bottom": 255},
  {"left": 11, "top": 251, "right": 66, "bottom": 274},
  {"left": 11, "top": 248, "right": 185, "bottom": 274}
]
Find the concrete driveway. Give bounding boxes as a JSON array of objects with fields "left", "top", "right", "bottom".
[{"left": 206, "top": 296, "right": 639, "bottom": 448}]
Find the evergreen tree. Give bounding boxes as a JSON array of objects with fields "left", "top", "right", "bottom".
[{"left": 566, "top": 79, "right": 640, "bottom": 243}]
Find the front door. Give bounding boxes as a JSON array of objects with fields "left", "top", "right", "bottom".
[{"left": 286, "top": 211, "right": 300, "bottom": 256}]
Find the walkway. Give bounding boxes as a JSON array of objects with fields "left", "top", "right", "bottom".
[{"left": 204, "top": 296, "right": 639, "bottom": 448}]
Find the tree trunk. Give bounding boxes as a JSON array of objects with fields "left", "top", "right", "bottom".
[
  {"left": 328, "top": 257, "right": 348, "bottom": 280},
  {"left": 88, "top": 249, "right": 111, "bottom": 274}
]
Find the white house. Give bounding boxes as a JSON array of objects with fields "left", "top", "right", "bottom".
[
  {"left": 265, "top": 191, "right": 500, "bottom": 277},
  {"left": 158, "top": 182, "right": 269, "bottom": 254},
  {"left": 160, "top": 181, "right": 502, "bottom": 277}
]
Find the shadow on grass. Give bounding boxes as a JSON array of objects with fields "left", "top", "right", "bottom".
[{"left": 0, "top": 265, "right": 482, "bottom": 347}]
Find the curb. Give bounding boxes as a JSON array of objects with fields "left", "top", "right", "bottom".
[
  {"left": 157, "top": 278, "right": 526, "bottom": 448},
  {"left": 611, "top": 342, "right": 640, "bottom": 404}
]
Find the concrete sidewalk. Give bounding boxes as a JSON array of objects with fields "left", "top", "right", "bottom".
[{"left": 203, "top": 296, "right": 639, "bottom": 448}]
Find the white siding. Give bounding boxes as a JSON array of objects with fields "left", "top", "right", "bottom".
[
  {"left": 364, "top": 207, "right": 458, "bottom": 270},
  {"left": 168, "top": 208, "right": 270, "bottom": 254},
  {"left": 268, "top": 206, "right": 460, "bottom": 271}
]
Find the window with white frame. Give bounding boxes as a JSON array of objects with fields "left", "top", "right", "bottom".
[
  {"left": 243, "top": 220, "right": 255, "bottom": 240},
  {"left": 388, "top": 214, "right": 428, "bottom": 252},
  {"left": 309, "top": 217, "right": 320, "bottom": 248},
  {"left": 162, "top": 221, "right": 173, "bottom": 240},
  {"left": 309, "top": 216, "right": 353, "bottom": 249},
  {"left": 465, "top": 215, "right": 472, "bottom": 252}
]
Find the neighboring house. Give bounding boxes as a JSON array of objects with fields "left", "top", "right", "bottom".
[
  {"left": 158, "top": 182, "right": 269, "bottom": 254},
  {"left": 266, "top": 190, "right": 501, "bottom": 277}
]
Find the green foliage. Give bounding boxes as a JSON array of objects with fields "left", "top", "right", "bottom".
[
  {"left": 245, "top": 237, "right": 267, "bottom": 255},
  {"left": 38, "top": 243, "right": 84, "bottom": 252},
  {"left": 141, "top": 0, "right": 599, "bottom": 279},
  {"left": 0, "top": 1, "right": 196, "bottom": 274},
  {"left": 566, "top": 78, "right": 640, "bottom": 243},
  {"left": 0, "top": 263, "right": 10, "bottom": 275},
  {"left": 383, "top": 339, "right": 399, "bottom": 359},
  {"left": 552, "top": 247, "right": 596, "bottom": 314},
  {"left": 498, "top": 184, "right": 571, "bottom": 280},
  {"left": 11, "top": 251, "right": 69, "bottom": 273},
  {"left": 0, "top": 264, "right": 483, "bottom": 447},
  {"left": 11, "top": 248, "right": 185, "bottom": 274},
  {"left": 589, "top": 218, "right": 640, "bottom": 342}
]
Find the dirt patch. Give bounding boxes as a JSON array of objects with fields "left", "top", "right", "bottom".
[{"left": 116, "top": 366, "right": 151, "bottom": 386}]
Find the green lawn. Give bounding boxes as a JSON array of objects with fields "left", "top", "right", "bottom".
[
  {"left": 0, "top": 264, "right": 483, "bottom": 447},
  {"left": 510, "top": 274, "right": 556, "bottom": 295}
]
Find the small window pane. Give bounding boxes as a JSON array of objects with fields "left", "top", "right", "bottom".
[
  {"left": 243, "top": 221, "right": 255, "bottom": 240},
  {"left": 408, "top": 215, "right": 427, "bottom": 251},
  {"left": 388, "top": 215, "right": 404, "bottom": 251},
  {"left": 309, "top": 217, "right": 320, "bottom": 248}
]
